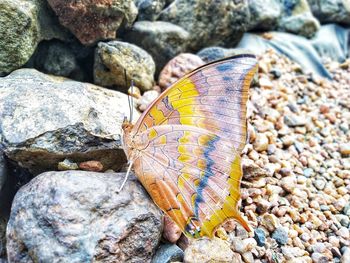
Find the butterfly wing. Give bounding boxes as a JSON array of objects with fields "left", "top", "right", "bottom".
[
  {"left": 125, "top": 54, "right": 258, "bottom": 238},
  {"left": 133, "top": 54, "right": 257, "bottom": 152}
]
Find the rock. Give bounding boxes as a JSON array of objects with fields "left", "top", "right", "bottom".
[
  {"left": 57, "top": 159, "right": 79, "bottom": 171},
  {"left": 311, "top": 24, "right": 349, "bottom": 63},
  {"left": 281, "top": 176, "right": 297, "bottom": 193},
  {"left": 197, "top": 47, "right": 253, "bottom": 63},
  {"left": 0, "top": 217, "right": 6, "bottom": 259},
  {"left": 271, "top": 227, "right": 289, "bottom": 245},
  {"left": 47, "top": 0, "right": 138, "bottom": 45},
  {"left": 311, "top": 252, "right": 329, "bottom": 263},
  {"left": 7, "top": 171, "right": 163, "bottom": 262},
  {"left": 158, "top": 0, "right": 250, "bottom": 50},
  {"left": 231, "top": 238, "right": 257, "bottom": 254},
  {"left": 138, "top": 90, "right": 159, "bottom": 112},
  {"left": 0, "top": 0, "right": 68, "bottom": 76},
  {"left": 247, "top": 0, "right": 281, "bottom": 30},
  {"left": 124, "top": 21, "right": 190, "bottom": 73},
  {"left": 242, "top": 158, "right": 271, "bottom": 180},
  {"left": 94, "top": 41, "right": 155, "bottom": 92},
  {"left": 184, "top": 238, "right": 234, "bottom": 263},
  {"left": 254, "top": 228, "right": 266, "bottom": 247},
  {"left": 31, "top": 40, "right": 77, "bottom": 77},
  {"left": 284, "top": 114, "right": 307, "bottom": 127},
  {"left": 135, "top": 0, "right": 165, "bottom": 21},
  {"left": 278, "top": 0, "right": 320, "bottom": 38},
  {"left": 282, "top": 246, "right": 307, "bottom": 259},
  {"left": 151, "top": 243, "right": 184, "bottom": 263},
  {"left": 0, "top": 154, "right": 5, "bottom": 201},
  {"left": 341, "top": 247, "right": 350, "bottom": 263},
  {"left": 79, "top": 161, "right": 104, "bottom": 172},
  {"left": 303, "top": 168, "right": 314, "bottom": 177},
  {"left": 313, "top": 179, "right": 326, "bottom": 190},
  {"left": 340, "top": 143, "right": 350, "bottom": 156},
  {"left": 253, "top": 133, "right": 269, "bottom": 152},
  {"left": 0, "top": 69, "right": 137, "bottom": 174},
  {"left": 261, "top": 214, "right": 280, "bottom": 232},
  {"left": 308, "top": 0, "right": 350, "bottom": 25},
  {"left": 162, "top": 215, "right": 182, "bottom": 243},
  {"left": 158, "top": 53, "right": 204, "bottom": 90}
]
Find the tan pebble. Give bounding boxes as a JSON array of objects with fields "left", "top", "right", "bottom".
[
  {"left": 79, "top": 160, "right": 103, "bottom": 172},
  {"left": 259, "top": 77, "right": 274, "bottom": 89},
  {"left": 340, "top": 143, "right": 350, "bottom": 155},
  {"left": 261, "top": 214, "right": 280, "bottom": 232}
]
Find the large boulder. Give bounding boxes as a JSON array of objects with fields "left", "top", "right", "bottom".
[
  {"left": 307, "top": 0, "right": 350, "bottom": 25},
  {"left": 7, "top": 171, "right": 163, "bottom": 262},
  {"left": 158, "top": 0, "right": 250, "bottom": 50},
  {"left": 94, "top": 41, "right": 156, "bottom": 92},
  {"left": 0, "top": 0, "right": 69, "bottom": 76},
  {"left": 0, "top": 69, "right": 137, "bottom": 174},
  {"left": 124, "top": 21, "right": 190, "bottom": 73},
  {"left": 47, "top": 0, "right": 138, "bottom": 45}
]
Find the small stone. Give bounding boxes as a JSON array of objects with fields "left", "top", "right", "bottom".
[
  {"left": 163, "top": 216, "right": 182, "bottom": 243},
  {"left": 242, "top": 251, "right": 254, "bottom": 263},
  {"left": 312, "top": 242, "right": 326, "bottom": 253},
  {"left": 303, "top": 168, "right": 314, "bottom": 177},
  {"left": 271, "top": 227, "right": 288, "bottom": 245},
  {"left": 313, "top": 179, "right": 326, "bottom": 190},
  {"left": 311, "top": 252, "right": 329, "bottom": 263},
  {"left": 280, "top": 176, "right": 297, "bottom": 193},
  {"left": 253, "top": 133, "right": 269, "bottom": 152},
  {"left": 79, "top": 160, "right": 104, "bottom": 172},
  {"left": 138, "top": 90, "right": 159, "bottom": 112},
  {"left": 151, "top": 244, "right": 184, "bottom": 263},
  {"left": 184, "top": 238, "right": 234, "bottom": 263},
  {"left": 259, "top": 77, "right": 274, "bottom": 89},
  {"left": 284, "top": 115, "right": 307, "bottom": 127},
  {"left": 340, "top": 143, "right": 350, "bottom": 155},
  {"left": 254, "top": 228, "right": 266, "bottom": 247},
  {"left": 336, "top": 227, "right": 349, "bottom": 239},
  {"left": 281, "top": 246, "right": 307, "bottom": 259},
  {"left": 261, "top": 214, "right": 280, "bottom": 232},
  {"left": 231, "top": 238, "right": 257, "bottom": 254},
  {"left": 57, "top": 159, "right": 79, "bottom": 170}
]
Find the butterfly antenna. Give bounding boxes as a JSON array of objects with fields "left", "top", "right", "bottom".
[
  {"left": 130, "top": 80, "right": 134, "bottom": 123},
  {"left": 117, "top": 160, "right": 133, "bottom": 193}
]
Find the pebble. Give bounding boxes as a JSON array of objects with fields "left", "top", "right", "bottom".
[
  {"left": 271, "top": 227, "right": 289, "bottom": 245},
  {"left": 253, "top": 133, "right": 269, "bottom": 152},
  {"left": 284, "top": 114, "right": 307, "bottom": 127},
  {"left": 151, "top": 244, "right": 184, "bottom": 263},
  {"left": 231, "top": 238, "right": 257, "bottom": 254},
  {"left": 79, "top": 160, "right": 104, "bottom": 172},
  {"left": 281, "top": 246, "right": 307, "bottom": 259},
  {"left": 340, "top": 143, "right": 350, "bottom": 155},
  {"left": 254, "top": 228, "right": 266, "bottom": 247},
  {"left": 303, "top": 168, "right": 314, "bottom": 177},
  {"left": 57, "top": 159, "right": 79, "bottom": 170},
  {"left": 261, "top": 214, "right": 280, "bottom": 232}
]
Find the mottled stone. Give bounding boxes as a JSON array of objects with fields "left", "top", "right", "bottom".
[
  {"left": 308, "top": 0, "right": 350, "bottom": 24},
  {"left": 158, "top": 0, "right": 250, "bottom": 50},
  {"left": 57, "top": 159, "right": 79, "bottom": 171},
  {"left": 162, "top": 216, "right": 181, "bottom": 243},
  {"left": 0, "top": 0, "right": 68, "bottom": 76},
  {"left": 184, "top": 238, "right": 234, "bottom": 263},
  {"left": 272, "top": 227, "right": 289, "bottom": 245},
  {"left": 124, "top": 21, "right": 190, "bottom": 73},
  {"left": 282, "top": 246, "right": 307, "bottom": 259},
  {"left": 94, "top": 41, "right": 155, "bottom": 92},
  {"left": 197, "top": 47, "right": 253, "bottom": 63},
  {"left": 0, "top": 69, "right": 137, "bottom": 174},
  {"left": 0, "top": 217, "right": 6, "bottom": 259},
  {"left": 7, "top": 171, "right": 163, "bottom": 262},
  {"left": 254, "top": 228, "right": 266, "bottom": 247},
  {"left": 135, "top": 0, "right": 165, "bottom": 21},
  {"left": 79, "top": 160, "right": 104, "bottom": 172},
  {"left": 231, "top": 238, "right": 257, "bottom": 254},
  {"left": 151, "top": 243, "right": 184, "bottom": 263},
  {"left": 248, "top": 0, "right": 281, "bottom": 30},
  {"left": 158, "top": 53, "right": 204, "bottom": 90},
  {"left": 48, "top": 0, "right": 138, "bottom": 45},
  {"left": 253, "top": 133, "right": 269, "bottom": 152}
]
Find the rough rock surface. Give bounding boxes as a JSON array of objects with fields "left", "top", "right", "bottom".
[
  {"left": 308, "top": 0, "right": 350, "bottom": 25},
  {"left": 124, "top": 21, "right": 190, "bottom": 73},
  {"left": 158, "top": 0, "right": 250, "bottom": 50},
  {"left": 94, "top": 41, "right": 155, "bottom": 92},
  {"left": 184, "top": 238, "right": 234, "bottom": 263},
  {"left": 0, "top": 0, "right": 68, "bottom": 76},
  {"left": 151, "top": 243, "right": 184, "bottom": 263},
  {"left": 278, "top": 0, "right": 320, "bottom": 38},
  {"left": 135, "top": 0, "right": 166, "bottom": 21},
  {"left": 197, "top": 46, "right": 254, "bottom": 63},
  {"left": 7, "top": 171, "right": 163, "bottom": 262},
  {"left": 248, "top": 0, "right": 281, "bottom": 30},
  {"left": 0, "top": 154, "right": 5, "bottom": 200},
  {"left": 47, "top": 0, "right": 138, "bottom": 45},
  {"left": 158, "top": 53, "right": 204, "bottom": 90},
  {"left": 0, "top": 217, "right": 6, "bottom": 260},
  {"left": 0, "top": 69, "right": 137, "bottom": 174}
]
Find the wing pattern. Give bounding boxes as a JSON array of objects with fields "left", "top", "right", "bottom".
[{"left": 125, "top": 54, "right": 258, "bottom": 238}]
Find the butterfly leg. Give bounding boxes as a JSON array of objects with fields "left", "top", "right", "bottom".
[{"left": 117, "top": 161, "right": 134, "bottom": 193}]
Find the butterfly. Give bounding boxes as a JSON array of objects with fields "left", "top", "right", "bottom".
[{"left": 121, "top": 54, "right": 258, "bottom": 238}]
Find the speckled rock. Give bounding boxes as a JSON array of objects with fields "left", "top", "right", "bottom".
[
  {"left": 94, "top": 41, "right": 155, "bottom": 92},
  {"left": 272, "top": 227, "right": 289, "bottom": 245},
  {"left": 0, "top": 217, "right": 6, "bottom": 260},
  {"left": 197, "top": 47, "right": 253, "bottom": 63},
  {"left": 158, "top": 0, "right": 250, "bottom": 50},
  {"left": 308, "top": 0, "right": 350, "bottom": 24},
  {"left": 278, "top": 0, "right": 320, "bottom": 38},
  {"left": 124, "top": 21, "right": 190, "bottom": 73},
  {"left": 151, "top": 243, "right": 184, "bottom": 263},
  {"left": 254, "top": 228, "right": 266, "bottom": 246},
  {"left": 184, "top": 238, "right": 234, "bottom": 263},
  {"left": 0, "top": 69, "right": 137, "bottom": 174},
  {"left": 137, "top": 90, "right": 160, "bottom": 112},
  {"left": 7, "top": 171, "right": 163, "bottom": 262},
  {"left": 135, "top": 0, "right": 165, "bottom": 21},
  {"left": 47, "top": 0, "right": 138, "bottom": 45},
  {"left": 158, "top": 53, "right": 204, "bottom": 90},
  {"left": 0, "top": 0, "right": 68, "bottom": 76},
  {"left": 248, "top": 0, "right": 281, "bottom": 30}
]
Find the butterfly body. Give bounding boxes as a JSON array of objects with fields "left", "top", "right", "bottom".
[{"left": 122, "top": 55, "right": 258, "bottom": 238}]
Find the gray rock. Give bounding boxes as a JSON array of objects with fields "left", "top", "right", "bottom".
[
  {"left": 237, "top": 32, "right": 332, "bottom": 79},
  {"left": 0, "top": 0, "right": 70, "bottom": 76},
  {"left": 158, "top": 0, "right": 250, "bottom": 50},
  {"left": 278, "top": 0, "right": 320, "bottom": 38},
  {"left": 124, "top": 21, "right": 189, "bottom": 73},
  {"left": 7, "top": 171, "right": 163, "bottom": 262},
  {"left": 197, "top": 47, "right": 253, "bottom": 63},
  {"left": 248, "top": 0, "right": 281, "bottom": 30},
  {"left": 0, "top": 69, "right": 137, "bottom": 174},
  {"left": 272, "top": 227, "right": 289, "bottom": 245},
  {"left": 311, "top": 24, "right": 349, "bottom": 63},
  {"left": 284, "top": 114, "right": 307, "bottom": 127},
  {"left": 0, "top": 154, "right": 5, "bottom": 199},
  {"left": 308, "top": 0, "right": 350, "bottom": 25},
  {"left": 151, "top": 243, "right": 184, "bottom": 263},
  {"left": 135, "top": 0, "right": 166, "bottom": 21},
  {"left": 94, "top": 41, "right": 155, "bottom": 92},
  {"left": 0, "top": 217, "right": 7, "bottom": 260},
  {"left": 254, "top": 228, "right": 266, "bottom": 247}
]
